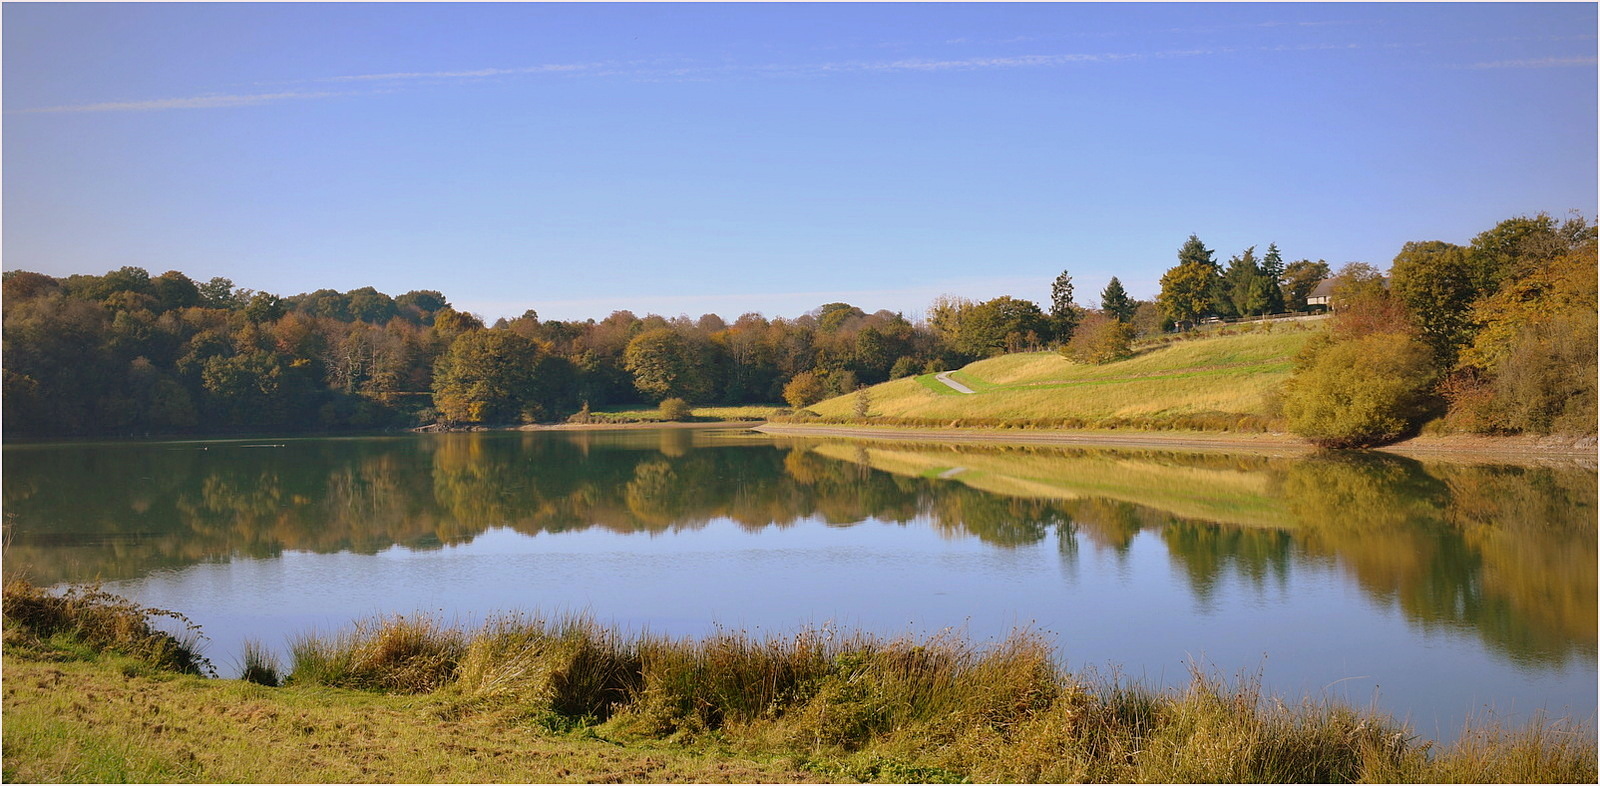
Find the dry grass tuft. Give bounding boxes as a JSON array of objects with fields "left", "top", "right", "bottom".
[
  {"left": 2, "top": 577, "right": 212, "bottom": 676},
  {"left": 287, "top": 614, "right": 465, "bottom": 693}
]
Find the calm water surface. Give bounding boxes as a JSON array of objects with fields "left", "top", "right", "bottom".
[{"left": 5, "top": 428, "right": 1594, "bottom": 742}]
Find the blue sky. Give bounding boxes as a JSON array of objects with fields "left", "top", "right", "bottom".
[{"left": 4, "top": 3, "right": 1595, "bottom": 323}]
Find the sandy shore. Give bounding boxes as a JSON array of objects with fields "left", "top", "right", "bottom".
[{"left": 517, "top": 420, "right": 767, "bottom": 431}]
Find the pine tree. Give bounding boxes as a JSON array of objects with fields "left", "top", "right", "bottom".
[
  {"left": 1261, "top": 243, "right": 1287, "bottom": 314},
  {"left": 1225, "top": 246, "right": 1268, "bottom": 317},
  {"left": 1050, "top": 270, "right": 1081, "bottom": 342},
  {"left": 1176, "top": 235, "right": 1226, "bottom": 320},
  {"left": 1177, "top": 234, "right": 1216, "bottom": 268},
  {"left": 1100, "top": 277, "right": 1136, "bottom": 322}
]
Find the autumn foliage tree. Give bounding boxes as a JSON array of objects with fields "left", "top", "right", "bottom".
[{"left": 431, "top": 330, "right": 556, "bottom": 425}]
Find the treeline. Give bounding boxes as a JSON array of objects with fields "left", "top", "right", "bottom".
[
  {"left": 3, "top": 265, "right": 1158, "bottom": 437},
  {"left": 1268, "top": 213, "right": 1596, "bottom": 446}
]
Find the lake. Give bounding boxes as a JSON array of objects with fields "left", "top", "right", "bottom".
[{"left": 4, "top": 427, "right": 1594, "bottom": 743}]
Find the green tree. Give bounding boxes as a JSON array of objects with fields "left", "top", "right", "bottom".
[
  {"left": 1157, "top": 262, "right": 1214, "bottom": 329},
  {"left": 1260, "top": 243, "right": 1287, "bottom": 314},
  {"left": 1099, "top": 277, "right": 1136, "bottom": 322},
  {"left": 242, "top": 293, "right": 287, "bottom": 324},
  {"left": 396, "top": 290, "right": 449, "bottom": 325},
  {"left": 1050, "top": 270, "right": 1081, "bottom": 341},
  {"left": 1223, "top": 246, "right": 1270, "bottom": 317},
  {"left": 623, "top": 328, "right": 715, "bottom": 402},
  {"left": 1387, "top": 240, "right": 1481, "bottom": 363},
  {"left": 1169, "top": 235, "right": 1224, "bottom": 322},
  {"left": 1280, "top": 260, "right": 1330, "bottom": 312},
  {"left": 149, "top": 271, "right": 200, "bottom": 313},
  {"left": 1177, "top": 234, "right": 1215, "bottom": 268},
  {"left": 346, "top": 287, "right": 398, "bottom": 324},
  {"left": 293, "top": 289, "right": 353, "bottom": 321},
  {"left": 197, "top": 277, "right": 241, "bottom": 309},
  {"left": 959, "top": 296, "right": 1049, "bottom": 357},
  {"left": 852, "top": 326, "right": 890, "bottom": 382},
  {"left": 431, "top": 330, "right": 551, "bottom": 424}
]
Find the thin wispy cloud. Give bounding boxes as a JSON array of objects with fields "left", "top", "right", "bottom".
[
  {"left": 19, "top": 31, "right": 1550, "bottom": 116},
  {"left": 1464, "top": 56, "right": 1597, "bottom": 69},
  {"left": 317, "top": 63, "right": 598, "bottom": 83},
  {"left": 14, "top": 90, "right": 345, "bottom": 114}
]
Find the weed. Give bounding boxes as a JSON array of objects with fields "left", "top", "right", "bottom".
[{"left": 2, "top": 578, "right": 212, "bottom": 676}]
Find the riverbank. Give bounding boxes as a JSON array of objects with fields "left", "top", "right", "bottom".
[
  {"left": 4, "top": 580, "right": 1594, "bottom": 784},
  {"left": 756, "top": 423, "right": 1598, "bottom": 465}
]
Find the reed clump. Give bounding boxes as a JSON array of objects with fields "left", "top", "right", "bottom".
[
  {"left": 287, "top": 614, "right": 465, "bottom": 693},
  {"left": 1, "top": 577, "right": 211, "bottom": 676},
  {"left": 283, "top": 613, "right": 1593, "bottom": 782},
  {"left": 237, "top": 637, "right": 281, "bottom": 686},
  {"left": 454, "top": 613, "right": 640, "bottom": 720},
  {"left": 20, "top": 581, "right": 1579, "bottom": 784}
]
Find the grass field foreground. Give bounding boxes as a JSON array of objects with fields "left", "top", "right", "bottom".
[
  {"left": 4, "top": 578, "right": 1594, "bottom": 784},
  {"left": 809, "top": 326, "right": 1319, "bottom": 430}
]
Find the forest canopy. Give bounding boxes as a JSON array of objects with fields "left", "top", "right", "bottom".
[{"left": 5, "top": 212, "right": 1592, "bottom": 443}]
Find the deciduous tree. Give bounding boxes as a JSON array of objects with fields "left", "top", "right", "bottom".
[{"left": 432, "top": 330, "right": 552, "bottom": 424}]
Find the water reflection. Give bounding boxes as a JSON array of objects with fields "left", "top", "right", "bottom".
[{"left": 4, "top": 430, "right": 1594, "bottom": 668}]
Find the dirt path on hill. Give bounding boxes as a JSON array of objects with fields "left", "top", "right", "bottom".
[{"left": 934, "top": 371, "right": 976, "bottom": 394}]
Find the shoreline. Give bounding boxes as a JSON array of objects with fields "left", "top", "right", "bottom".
[
  {"left": 753, "top": 422, "right": 1598, "bottom": 464},
  {"left": 6, "top": 577, "right": 1594, "bottom": 784}
]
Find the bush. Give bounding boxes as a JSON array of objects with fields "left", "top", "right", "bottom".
[
  {"left": 1061, "top": 313, "right": 1135, "bottom": 365},
  {"left": 783, "top": 371, "right": 826, "bottom": 408},
  {"left": 657, "top": 397, "right": 693, "bottom": 422},
  {"left": 1486, "top": 311, "right": 1597, "bottom": 435},
  {"left": 1280, "top": 332, "right": 1438, "bottom": 448}
]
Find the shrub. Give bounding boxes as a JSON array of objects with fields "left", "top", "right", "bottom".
[
  {"left": 657, "top": 397, "right": 693, "bottom": 422},
  {"left": 1486, "top": 311, "right": 1597, "bottom": 435},
  {"left": 1061, "top": 313, "right": 1135, "bottom": 365},
  {"left": 783, "top": 371, "right": 826, "bottom": 408},
  {"left": 1280, "top": 332, "right": 1438, "bottom": 448}
]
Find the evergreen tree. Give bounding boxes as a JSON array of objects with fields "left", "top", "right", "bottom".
[
  {"left": 1261, "top": 243, "right": 1287, "bottom": 314},
  {"left": 1049, "top": 270, "right": 1081, "bottom": 343},
  {"left": 1176, "top": 234, "right": 1226, "bottom": 320},
  {"left": 1100, "top": 277, "right": 1136, "bottom": 322},
  {"left": 1177, "top": 234, "right": 1216, "bottom": 269},
  {"left": 1224, "top": 247, "right": 1270, "bottom": 317}
]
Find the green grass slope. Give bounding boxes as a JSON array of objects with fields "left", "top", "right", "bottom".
[{"left": 811, "top": 326, "right": 1318, "bottom": 428}]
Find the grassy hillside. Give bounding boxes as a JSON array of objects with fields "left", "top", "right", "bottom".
[
  {"left": 806, "top": 442, "right": 1290, "bottom": 529},
  {"left": 810, "top": 326, "right": 1319, "bottom": 429}
]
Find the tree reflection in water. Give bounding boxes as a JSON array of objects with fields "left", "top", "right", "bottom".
[{"left": 4, "top": 430, "right": 1593, "bottom": 667}]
